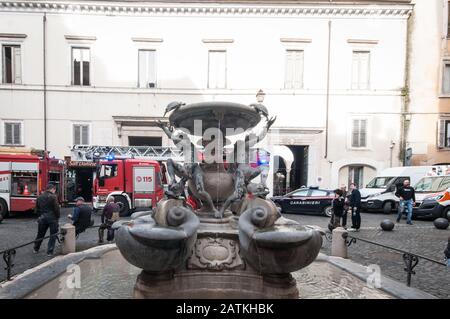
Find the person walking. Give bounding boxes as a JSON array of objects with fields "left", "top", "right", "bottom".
[
  {"left": 33, "top": 183, "right": 60, "bottom": 256},
  {"left": 445, "top": 235, "right": 450, "bottom": 267},
  {"left": 349, "top": 182, "right": 362, "bottom": 231},
  {"left": 331, "top": 189, "right": 345, "bottom": 229},
  {"left": 69, "top": 197, "right": 93, "bottom": 236},
  {"left": 98, "top": 197, "right": 120, "bottom": 244},
  {"left": 340, "top": 184, "right": 349, "bottom": 229},
  {"left": 395, "top": 179, "right": 415, "bottom": 225}
]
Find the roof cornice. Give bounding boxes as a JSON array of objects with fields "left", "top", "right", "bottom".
[{"left": 0, "top": 1, "right": 413, "bottom": 18}]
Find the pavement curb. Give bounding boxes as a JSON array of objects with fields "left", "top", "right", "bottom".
[
  {"left": 0, "top": 244, "right": 117, "bottom": 299},
  {"left": 318, "top": 253, "right": 438, "bottom": 299}
]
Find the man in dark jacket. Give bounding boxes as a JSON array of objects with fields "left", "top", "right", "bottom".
[
  {"left": 98, "top": 197, "right": 120, "bottom": 243},
  {"left": 70, "top": 197, "right": 93, "bottom": 236},
  {"left": 349, "top": 183, "right": 362, "bottom": 231},
  {"left": 445, "top": 236, "right": 450, "bottom": 267},
  {"left": 33, "top": 183, "right": 60, "bottom": 256},
  {"left": 395, "top": 179, "right": 415, "bottom": 225}
]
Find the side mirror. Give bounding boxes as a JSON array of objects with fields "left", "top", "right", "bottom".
[{"left": 389, "top": 185, "right": 395, "bottom": 192}]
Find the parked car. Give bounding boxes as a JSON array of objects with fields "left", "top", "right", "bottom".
[
  {"left": 414, "top": 175, "right": 450, "bottom": 206},
  {"left": 413, "top": 186, "right": 450, "bottom": 220},
  {"left": 270, "top": 187, "right": 334, "bottom": 217}
]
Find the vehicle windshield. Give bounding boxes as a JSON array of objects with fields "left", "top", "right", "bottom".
[
  {"left": 366, "top": 177, "right": 395, "bottom": 189},
  {"left": 414, "top": 177, "right": 446, "bottom": 192},
  {"left": 99, "top": 164, "right": 118, "bottom": 179}
]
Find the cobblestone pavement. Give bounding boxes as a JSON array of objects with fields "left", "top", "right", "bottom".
[
  {"left": 1, "top": 208, "right": 449, "bottom": 299},
  {"left": 284, "top": 212, "right": 450, "bottom": 299},
  {"left": 0, "top": 207, "right": 130, "bottom": 282}
]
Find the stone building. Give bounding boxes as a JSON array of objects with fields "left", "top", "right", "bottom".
[
  {"left": 407, "top": 0, "right": 450, "bottom": 167},
  {"left": 0, "top": 0, "right": 413, "bottom": 197}
]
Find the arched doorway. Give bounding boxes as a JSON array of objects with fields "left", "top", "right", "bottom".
[{"left": 338, "top": 164, "right": 377, "bottom": 189}]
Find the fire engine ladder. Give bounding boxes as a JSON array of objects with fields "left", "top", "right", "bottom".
[{"left": 70, "top": 145, "right": 184, "bottom": 162}]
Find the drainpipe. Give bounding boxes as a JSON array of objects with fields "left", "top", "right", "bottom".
[
  {"left": 400, "top": 11, "right": 413, "bottom": 166},
  {"left": 43, "top": 13, "right": 47, "bottom": 151},
  {"left": 324, "top": 20, "right": 332, "bottom": 159}
]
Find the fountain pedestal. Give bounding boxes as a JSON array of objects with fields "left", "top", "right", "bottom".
[{"left": 133, "top": 219, "right": 299, "bottom": 299}]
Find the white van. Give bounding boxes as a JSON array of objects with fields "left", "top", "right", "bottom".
[{"left": 360, "top": 166, "right": 434, "bottom": 214}]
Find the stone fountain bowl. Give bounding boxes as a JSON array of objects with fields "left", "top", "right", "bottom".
[
  {"left": 113, "top": 211, "right": 199, "bottom": 273},
  {"left": 239, "top": 210, "right": 324, "bottom": 274},
  {"left": 169, "top": 101, "right": 261, "bottom": 135}
]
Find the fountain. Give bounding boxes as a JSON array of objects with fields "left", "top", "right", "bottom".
[
  {"left": 1, "top": 102, "right": 436, "bottom": 300},
  {"left": 112, "top": 101, "right": 324, "bottom": 298}
]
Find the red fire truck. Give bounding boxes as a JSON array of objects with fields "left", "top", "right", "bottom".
[
  {"left": 0, "top": 148, "right": 65, "bottom": 218},
  {"left": 93, "top": 158, "right": 166, "bottom": 216}
]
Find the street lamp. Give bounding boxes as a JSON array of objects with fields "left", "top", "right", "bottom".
[{"left": 256, "top": 89, "right": 266, "bottom": 103}]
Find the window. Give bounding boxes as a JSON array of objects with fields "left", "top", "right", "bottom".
[
  {"left": 415, "top": 177, "right": 445, "bottom": 192},
  {"left": 366, "top": 176, "right": 395, "bottom": 189},
  {"left": 438, "top": 119, "right": 450, "bottom": 148},
  {"left": 11, "top": 172, "right": 38, "bottom": 197},
  {"left": 442, "top": 63, "right": 450, "bottom": 94},
  {"left": 439, "top": 177, "right": 450, "bottom": 190},
  {"left": 99, "top": 164, "right": 118, "bottom": 179},
  {"left": 290, "top": 189, "right": 308, "bottom": 197},
  {"left": 73, "top": 124, "right": 89, "bottom": 145},
  {"left": 448, "top": 2, "right": 450, "bottom": 38},
  {"left": 72, "top": 47, "right": 90, "bottom": 86},
  {"left": 284, "top": 50, "right": 304, "bottom": 89},
  {"left": 351, "top": 51, "right": 370, "bottom": 89},
  {"left": 4, "top": 121, "right": 22, "bottom": 145},
  {"left": 2, "top": 45, "right": 21, "bottom": 84},
  {"left": 309, "top": 189, "right": 328, "bottom": 197},
  {"left": 351, "top": 119, "right": 368, "bottom": 148},
  {"left": 208, "top": 50, "right": 226, "bottom": 89},
  {"left": 348, "top": 166, "right": 364, "bottom": 189},
  {"left": 138, "top": 50, "right": 156, "bottom": 88}
]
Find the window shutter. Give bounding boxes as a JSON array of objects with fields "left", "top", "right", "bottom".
[
  {"left": 438, "top": 119, "right": 446, "bottom": 148},
  {"left": 72, "top": 48, "right": 81, "bottom": 85},
  {"left": 285, "top": 51, "right": 293, "bottom": 89},
  {"left": 13, "top": 47, "right": 21, "bottom": 84},
  {"left": 359, "top": 52, "right": 370, "bottom": 89},
  {"left": 360, "top": 119, "right": 367, "bottom": 147},
  {"left": 147, "top": 51, "right": 156, "bottom": 87},
  {"left": 13, "top": 123, "right": 21, "bottom": 145},
  {"left": 82, "top": 125, "right": 89, "bottom": 145},
  {"left": 208, "top": 51, "right": 215, "bottom": 88},
  {"left": 351, "top": 52, "right": 359, "bottom": 89},
  {"left": 216, "top": 51, "right": 226, "bottom": 89},
  {"left": 293, "top": 51, "right": 304, "bottom": 89},
  {"left": 351, "top": 119, "right": 359, "bottom": 147},
  {"left": 208, "top": 51, "right": 226, "bottom": 89},
  {"left": 138, "top": 50, "right": 147, "bottom": 88},
  {"left": 443, "top": 65, "right": 450, "bottom": 94},
  {"left": 74, "top": 125, "right": 81, "bottom": 145},
  {"left": 82, "top": 48, "right": 90, "bottom": 86},
  {"left": 4, "top": 123, "right": 13, "bottom": 144}
]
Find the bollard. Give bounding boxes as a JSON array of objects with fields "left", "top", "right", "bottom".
[
  {"left": 61, "top": 223, "right": 76, "bottom": 255},
  {"left": 331, "top": 227, "right": 348, "bottom": 258}
]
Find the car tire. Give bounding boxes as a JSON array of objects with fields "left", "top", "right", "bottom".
[
  {"left": 323, "top": 205, "right": 333, "bottom": 217},
  {"left": 382, "top": 202, "right": 393, "bottom": 214},
  {"left": 443, "top": 206, "right": 450, "bottom": 221},
  {"left": 0, "top": 199, "right": 9, "bottom": 220},
  {"left": 114, "top": 196, "right": 130, "bottom": 217}
]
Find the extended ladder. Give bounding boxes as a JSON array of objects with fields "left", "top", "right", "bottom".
[{"left": 70, "top": 145, "right": 184, "bottom": 162}]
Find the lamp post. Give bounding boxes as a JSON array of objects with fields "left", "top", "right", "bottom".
[{"left": 256, "top": 89, "right": 266, "bottom": 103}]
